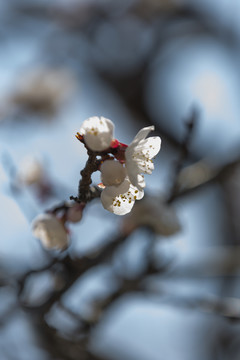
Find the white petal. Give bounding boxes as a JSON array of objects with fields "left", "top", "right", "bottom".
[
  {"left": 129, "top": 182, "right": 144, "bottom": 200},
  {"left": 131, "top": 126, "right": 155, "bottom": 144},
  {"left": 136, "top": 175, "right": 146, "bottom": 192},
  {"left": 134, "top": 157, "right": 154, "bottom": 174},
  {"left": 138, "top": 136, "right": 161, "bottom": 159},
  {"left": 101, "top": 160, "right": 126, "bottom": 186},
  {"left": 80, "top": 116, "right": 114, "bottom": 151},
  {"left": 126, "top": 161, "right": 146, "bottom": 190},
  {"left": 101, "top": 178, "right": 144, "bottom": 215},
  {"left": 125, "top": 126, "right": 161, "bottom": 189}
]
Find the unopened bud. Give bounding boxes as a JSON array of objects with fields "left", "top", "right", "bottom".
[
  {"left": 101, "top": 160, "right": 126, "bottom": 186},
  {"left": 66, "top": 203, "right": 85, "bottom": 223}
]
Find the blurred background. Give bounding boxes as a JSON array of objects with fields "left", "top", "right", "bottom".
[{"left": 1, "top": 0, "right": 240, "bottom": 359}]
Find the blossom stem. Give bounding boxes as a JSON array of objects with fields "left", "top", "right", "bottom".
[{"left": 70, "top": 150, "right": 99, "bottom": 203}]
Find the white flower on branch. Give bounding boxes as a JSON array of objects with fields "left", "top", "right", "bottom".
[
  {"left": 79, "top": 116, "right": 114, "bottom": 151},
  {"left": 125, "top": 126, "right": 161, "bottom": 190},
  {"left": 32, "top": 213, "right": 69, "bottom": 250},
  {"left": 18, "top": 155, "right": 44, "bottom": 186},
  {"left": 101, "top": 159, "right": 126, "bottom": 186},
  {"left": 101, "top": 177, "right": 144, "bottom": 216},
  {"left": 74, "top": 119, "right": 162, "bottom": 215}
]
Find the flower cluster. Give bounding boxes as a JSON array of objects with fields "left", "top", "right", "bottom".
[
  {"left": 79, "top": 116, "right": 161, "bottom": 215},
  {"left": 32, "top": 116, "right": 161, "bottom": 250}
]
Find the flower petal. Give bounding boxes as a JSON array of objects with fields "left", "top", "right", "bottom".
[
  {"left": 138, "top": 136, "right": 161, "bottom": 159},
  {"left": 129, "top": 182, "right": 144, "bottom": 200},
  {"left": 125, "top": 126, "right": 161, "bottom": 189},
  {"left": 136, "top": 175, "right": 146, "bottom": 192},
  {"left": 126, "top": 162, "right": 146, "bottom": 189},
  {"left": 101, "top": 178, "right": 144, "bottom": 215},
  {"left": 131, "top": 126, "right": 155, "bottom": 144}
]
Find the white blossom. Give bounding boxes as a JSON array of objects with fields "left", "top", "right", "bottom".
[
  {"left": 101, "top": 160, "right": 126, "bottom": 186},
  {"left": 125, "top": 126, "right": 161, "bottom": 190},
  {"left": 80, "top": 116, "right": 114, "bottom": 151},
  {"left": 11, "top": 68, "right": 74, "bottom": 116},
  {"left": 18, "top": 156, "right": 44, "bottom": 185},
  {"left": 32, "top": 213, "right": 69, "bottom": 250},
  {"left": 101, "top": 177, "right": 144, "bottom": 216}
]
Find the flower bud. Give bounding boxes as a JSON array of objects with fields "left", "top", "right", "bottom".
[
  {"left": 66, "top": 203, "right": 85, "bottom": 223},
  {"left": 101, "top": 160, "right": 126, "bottom": 186}
]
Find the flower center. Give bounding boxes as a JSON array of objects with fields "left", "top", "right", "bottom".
[{"left": 88, "top": 127, "right": 99, "bottom": 136}]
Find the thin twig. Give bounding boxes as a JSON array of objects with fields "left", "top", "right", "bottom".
[{"left": 167, "top": 108, "right": 198, "bottom": 203}]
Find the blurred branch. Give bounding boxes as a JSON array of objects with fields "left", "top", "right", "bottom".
[
  {"left": 17, "top": 256, "right": 60, "bottom": 299},
  {"left": 167, "top": 109, "right": 198, "bottom": 203},
  {"left": 36, "top": 317, "right": 104, "bottom": 360},
  {"left": 170, "top": 155, "right": 240, "bottom": 203},
  {"left": 149, "top": 292, "right": 240, "bottom": 323},
  {"left": 15, "top": 227, "right": 162, "bottom": 359},
  {"left": 18, "top": 231, "right": 133, "bottom": 313}
]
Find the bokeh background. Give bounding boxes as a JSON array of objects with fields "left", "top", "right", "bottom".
[{"left": 1, "top": 0, "right": 240, "bottom": 359}]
